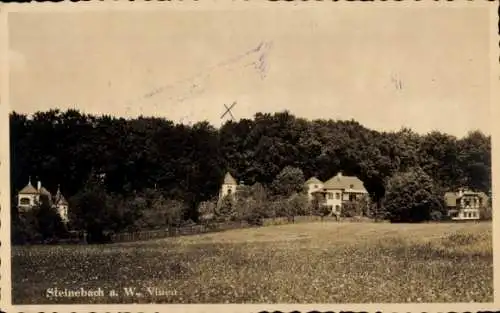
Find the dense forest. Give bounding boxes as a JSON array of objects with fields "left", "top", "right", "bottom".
[{"left": 10, "top": 109, "right": 491, "bottom": 241}]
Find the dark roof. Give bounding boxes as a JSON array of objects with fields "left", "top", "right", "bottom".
[{"left": 323, "top": 173, "right": 367, "bottom": 192}]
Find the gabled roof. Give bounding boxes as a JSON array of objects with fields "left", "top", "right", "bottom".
[
  {"left": 223, "top": 172, "right": 238, "bottom": 185},
  {"left": 305, "top": 177, "right": 323, "bottom": 185},
  {"left": 323, "top": 172, "right": 367, "bottom": 192},
  {"left": 19, "top": 182, "right": 38, "bottom": 194},
  {"left": 39, "top": 187, "right": 51, "bottom": 197},
  {"left": 54, "top": 187, "right": 69, "bottom": 206}
]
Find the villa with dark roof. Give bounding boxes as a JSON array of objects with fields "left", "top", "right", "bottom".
[
  {"left": 17, "top": 178, "right": 69, "bottom": 223},
  {"left": 305, "top": 172, "right": 369, "bottom": 215}
]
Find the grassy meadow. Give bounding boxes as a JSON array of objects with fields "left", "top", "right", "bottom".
[{"left": 12, "top": 221, "right": 493, "bottom": 304}]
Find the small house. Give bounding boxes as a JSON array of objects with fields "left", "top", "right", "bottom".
[
  {"left": 444, "top": 188, "right": 488, "bottom": 221},
  {"left": 17, "top": 178, "right": 69, "bottom": 223}
]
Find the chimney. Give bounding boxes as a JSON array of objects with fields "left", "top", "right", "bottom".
[
  {"left": 337, "top": 171, "right": 343, "bottom": 177},
  {"left": 37, "top": 180, "right": 42, "bottom": 191}
]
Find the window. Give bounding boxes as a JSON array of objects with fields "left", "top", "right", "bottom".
[
  {"left": 227, "top": 189, "right": 232, "bottom": 195},
  {"left": 349, "top": 184, "right": 354, "bottom": 189},
  {"left": 328, "top": 193, "right": 333, "bottom": 200},
  {"left": 336, "top": 193, "right": 340, "bottom": 200},
  {"left": 314, "top": 185, "right": 318, "bottom": 189},
  {"left": 20, "top": 198, "right": 30, "bottom": 205}
]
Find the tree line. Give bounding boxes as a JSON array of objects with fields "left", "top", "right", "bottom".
[{"left": 10, "top": 109, "right": 491, "bottom": 242}]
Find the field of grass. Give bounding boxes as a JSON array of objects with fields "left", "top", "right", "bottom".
[{"left": 12, "top": 221, "right": 492, "bottom": 304}]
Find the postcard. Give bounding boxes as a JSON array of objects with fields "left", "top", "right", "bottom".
[{"left": 1, "top": 1, "right": 498, "bottom": 312}]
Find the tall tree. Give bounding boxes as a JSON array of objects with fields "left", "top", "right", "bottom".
[
  {"left": 383, "top": 167, "right": 445, "bottom": 223},
  {"left": 271, "top": 166, "right": 306, "bottom": 198}
]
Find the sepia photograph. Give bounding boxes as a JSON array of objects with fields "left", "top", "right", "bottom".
[{"left": 2, "top": 1, "right": 497, "bottom": 309}]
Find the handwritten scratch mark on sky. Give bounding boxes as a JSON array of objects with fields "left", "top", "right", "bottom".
[
  {"left": 248, "top": 41, "right": 273, "bottom": 79},
  {"left": 129, "top": 40, "right": 274, "bottom": 108},
  {"left": 391, "top": 74, "right": 403, "bottom": 91}
]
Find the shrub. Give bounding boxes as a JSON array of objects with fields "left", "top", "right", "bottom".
[
  {"left": 430, "top": 210, "right": 443, "bottom": 221},
  {"left": 12, "top": 195, "right": 69, "bottom": 245},
  {"left": 270, "top": 198, "right": 289, "bottom": 219},
  {"left": 215, "top": 196, "right": 237, "bottom": 222},
  {"left": 340, "top": 195, "right": 371, "bottom": 218},
  {"left": 12, "top": 211, "right": 42, "bottom": 245},
  {"left": 270, "top": 166, "right": 306, "bottom": 198},
  {"left": 198, "top": 200, "right": 217, "bottom": 223},
  {"left": 479, "top": 206, "right": 492, "bottom": 221},
  {"left": 236, "top": 198, "right": 264, "bottom": 226},
  {"left": 288, "top": 193, "right": 309, "bottom": 216},
  {"left": 383, "top": 167, "right": 445, "bottom": 223}
]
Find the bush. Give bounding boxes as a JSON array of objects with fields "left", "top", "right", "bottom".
[
  {"left": 12, "top": 212, "right": 42, "bottom": 245},
  {"left": 236, "top": 183, "right": 273, "bottom": 225},
  {"left": 270, "top": 166, "right": 306, "bottom": 198},
  {"left": 198, "top": 199, "right": 217, "bottom": 222},
  {"left": 269, "top": 198, "right": 289, "bottom": 219},
  {"left": 383, "top": 167, "right": 445, "bottom": 223},
  {"left": 340, "top": 195, "right": 371, "bottom": 218},
  {"left": 309, "top": 198, "right": 332, "bottom": 220},
  {"left": 11, "top": 192, "right": 70, "bottom": 245},
  {"left": 288, "top": 193, "right": 309, "bottom": 216},
  {"left": 133, "top": 194, "right": 186, "bottom": 230},
  {"left": 479, "top": 206, "right": 492, "bottom": 221},
  {"left": 215, "top": 196, "right": 237, "bottom": 222},
  {"left": 236, "top": 198, "right": 264, "bottom": 226},
  {"left": 430, "top": 210, "right": 443, "bottom": 221}
]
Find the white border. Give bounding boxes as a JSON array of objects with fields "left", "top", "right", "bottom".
[{"left": 1, "top": 1, "right": 498, "bottom": 312}]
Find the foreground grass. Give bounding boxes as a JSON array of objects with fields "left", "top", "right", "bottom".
[{"left": 12, "top": 221, "right": 492, "bottom": 304}]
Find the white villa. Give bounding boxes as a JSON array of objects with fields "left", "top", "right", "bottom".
[
  {"left": 305, "top": 172, "right": 369, "bottom": 215},
  {"left": 444, "top": 188, "right": 489, "bottom": 221},
  {"left": 17, "top": 178, "right": 69, "bottom": 223}
]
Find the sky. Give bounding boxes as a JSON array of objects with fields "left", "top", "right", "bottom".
[{"left": 8, "top": 6, "right": 492, "bottom": 138}]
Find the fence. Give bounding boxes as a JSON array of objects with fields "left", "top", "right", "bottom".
[
  {"left": 109, "top": 215, "right": 379, "bottom": 243},
  {"left": 261, "top": 215, "right": 377, "bottom": 226},
  {"left": 110, "top": 221, "right": 249, "bottom": 243}
]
